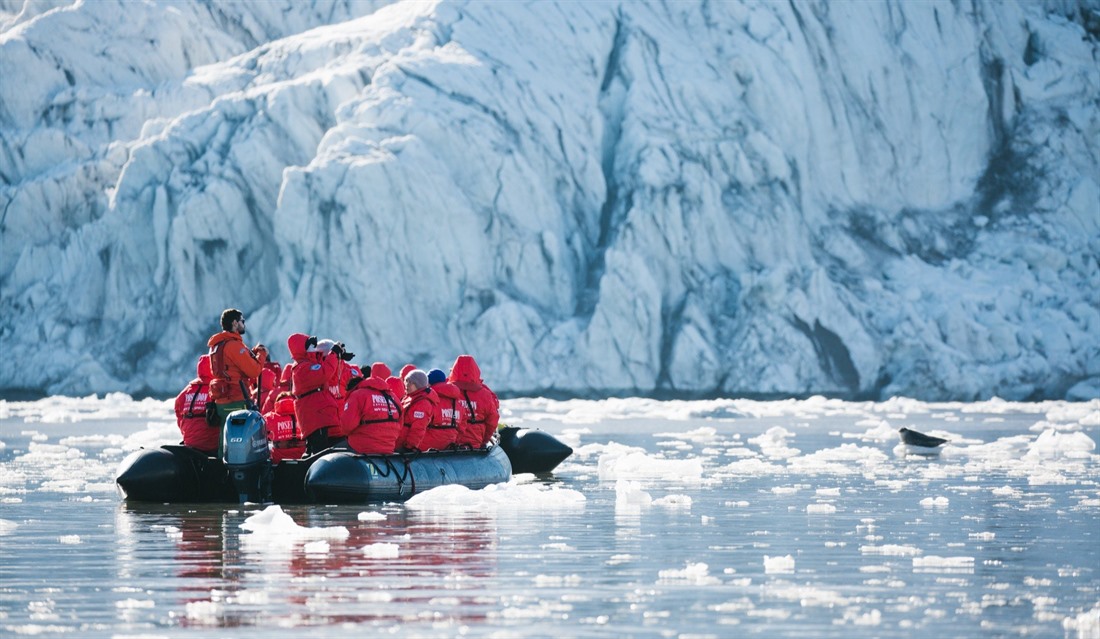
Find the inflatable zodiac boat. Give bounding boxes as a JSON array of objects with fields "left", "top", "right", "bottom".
[{"left": 115, "top": 411, "right": 573, "bottom": 504}]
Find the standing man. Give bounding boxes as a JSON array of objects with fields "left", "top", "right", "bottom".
[{"left": 207, "top": 308, "right": 266, "bottom": 448}]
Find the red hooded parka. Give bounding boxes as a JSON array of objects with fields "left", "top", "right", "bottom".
[{"left": 175, "top": 355, "right": 218, "bottom": 453}]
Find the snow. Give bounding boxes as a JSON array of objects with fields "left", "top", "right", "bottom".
[{"left": 1, "top": 0, "right": 1097, "bottom": 401}]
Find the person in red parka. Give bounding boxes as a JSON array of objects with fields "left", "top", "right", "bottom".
[
  {"left": 263, "top": 392, "right": 306, "bottom": 462},
  {"left": 257, "top": 364, "right": 279, "bottom": 415},
  {"left": 174, "top": 354, "right": 218, "bottom": 454},
  {"left": 341, "top": 363, "right": 403, "bottom": 454},
  {"left": 287, "top": 332, "right": 342, "bottom": 455},
  {"left": 449, "top": 354, "right": 501, "bottom": 448},
  {"left": 395, "top": 370, "right": 437, "bottom": 452},
  {"left": 386, "top": 376, "right": 406, "bottom": 402},
  {"left": 423, "top": 368, "right": 466, "bottom": 450}
]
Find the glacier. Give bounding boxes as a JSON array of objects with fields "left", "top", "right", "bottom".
[{"left": 0, "top": 0, "right": 1097, "bottom": 400}]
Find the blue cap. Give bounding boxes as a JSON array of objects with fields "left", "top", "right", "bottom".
[{"left": 428, "top": 369, "right": 446, "bottom": 385}]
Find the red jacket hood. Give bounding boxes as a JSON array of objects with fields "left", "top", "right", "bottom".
[
  {"left": 399, "top": 364, "right": 416, "bottom": 380},
  {"left": 207, "top": 331, "right": 241, "bottom": 349},
  {"left": 370, "top": 362, "right": 392, "bottom": 379},
  {"left": 196, "top": 354, "right": 213, "bottom": 382},
  {"left": 359, "top": 376, "right": 390, "bottom": 392},
  {"left": 275, "top": 396, "right": 296, "bottom": 414},
  {"left": 449, "top": 354, "right": 483, "bottom": 391},
  {"left": 287, "top": 333, "right": 310, "bottom": 360},
  {"left": 432, "top": 380, "right": 462, "bottom": 399}
]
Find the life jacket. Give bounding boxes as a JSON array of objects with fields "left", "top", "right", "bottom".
[
  {"left": 264, "top": 396, "right": 305, "bottom": 462},
  {"left": 175, "top": 355, "right": 218, "bottom": 452},
  {"left": 208, "top": 338, "right": 232, "bottom": 401},
  {"left": 422, "top": 382, "right": 466, "bottom": 450},
  {"left": 342, "top": 377, "right": 402, "bottom": 454}
]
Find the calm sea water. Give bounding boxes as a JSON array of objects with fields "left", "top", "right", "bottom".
[{"left": 1, "top": 396, "right": 1098, "bottom": 638}]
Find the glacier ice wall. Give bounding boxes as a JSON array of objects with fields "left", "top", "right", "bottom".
[{"left": 1, "top": 0, "right": 1097, "bottom": 400}]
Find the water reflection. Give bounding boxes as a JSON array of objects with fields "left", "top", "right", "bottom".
[{"left": 114, "top": 503, "right": 499, "bottom": 629}]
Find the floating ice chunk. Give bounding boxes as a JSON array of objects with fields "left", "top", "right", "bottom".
[
  {"left": 749, "top": 427, "right": 800, "bottom": 459},
  {"left": 357, "top": 511, "right": 387, "bottom": 521},
  {"left": 58, "top": 535, "right": 81, "bottom": 544},
  {"left": 969, "top": 532, "right": 996, "bottom": 541},
  {"left": 1024, "top": 430, "right": 1096, "bottom": 459},
  {"left": 790, "top": 444, "right": 888, "bottom": 475},
  {"left": 239, "top": 504, "right": 349, "bottom": 549},
  {"left": 719, "top": 458, "right": 786, "bottom": 475},
  {"left": 598, "top": 449, "right": 703, "bottom": 481},
  {"left": 920, "top": 496, "right": 949, "bottom": 508},
  {"left": 992, "top": 485, "right": 1022, "bottom": 497},
  {"left": 1030, "top": 420, "right": 1082, "bottom": 433},
  {"left": 816, "top": 488, "right": 841, "bottom": 496},
  {"left": 656, "top": 426, "right": 717, "bottom": 441},
  {"left": 303, "top": 540, "right": 330, "bottom": 555},
  {"left": 185, "top": 599, "right": 222, "bottom": 625},
  {"left": 855, "top": 420, "right": 897, "bottom": 441},
  {"left": 615, "top": 480, "right": 652, "bottom": 508},
  {"left": 533, "top": 574, "right": 582, "bottom": 586},
  {"left": 0, "top": 519, "right": 19, "bottom": 535},
  {"left": 860, "top": 544, "right": 923, "bottom": 556},
  {"left": 763, "top": 555, "right": 795, "bottom": 573},
  {"left": 658, "top": 561, "right": 720, "bottom": 585},
  {"left": 115, "top": 599, "right": 155, "bottom": 609},
  {"left": 1063, "top": 603, "right": 1100, "bottom": 638},
  {"left": 806, "top": 503, "right": 836, "bottom": 514},
  {"left": 912, "top": 555, "right": 974, "bottom": 569},
  {"left": 652, "top": 494, "right": 692, "bottom": 508},
  {"left": 362, "top": 542, "right": 400, "bottom": 558},
  {"left": 406, "top": 480, "right": 586, "bottom": 510}
]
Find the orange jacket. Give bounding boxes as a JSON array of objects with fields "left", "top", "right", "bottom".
[{"left": 207, "top": 331, "right": 264, "bottom": 404}]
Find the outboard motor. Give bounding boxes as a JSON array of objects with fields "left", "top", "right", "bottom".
[{"left": 222, "top": 410, "right": 272, "bottom": 503}]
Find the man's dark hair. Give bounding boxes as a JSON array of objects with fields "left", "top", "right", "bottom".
[{"left": 220, "top": 308, "right": 243, "bottom": 331}]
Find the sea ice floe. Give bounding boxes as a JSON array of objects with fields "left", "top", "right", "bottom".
[
  {"left": 357, "top": 511, "right": 387, "bottom": 521},
  {"left": 362, "top": 542, "right": 399, "bottom": 558},
  {"left": 598, "top": 449, "right": 704, "bottom": 481},
  {"left": 239, "top": 504, "right": 349, "bottom": 549},
  {"left": 615, "top": 480, "right": 652, "bottom": 508},
  {"left": 0, "top": 519, "right": 19, "bottom": 535},
  {"left": 912, "top": 555, "right": 975, "bottom": 569},
  {"left": 920, "top": 496, "right": 950, "bottom": 508},
  {"left": 652, "top": 494, "right": 692, "bottom": 508},
  {"left": 860, "top": 544, "right": 923, "bottom": 556},
  {"left": 806, "top": 503, "right": 836, "bottom": 514},
  {"left": 763, "top": 555, "right": 795, "bottom": 574},
  {"left": 1024, "top": 430, "right": 1096, "bottom": 459},
  {"left": 405, "top": 480, "right": 586, "bottom": 510},
  {"left": 657, "top": 561, "right": 720, "bottom": 585},
  {"left": 749, "top": 427, "right": 800, "bottom": 459}
]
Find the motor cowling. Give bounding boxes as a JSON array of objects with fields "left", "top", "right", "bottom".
[{"left": 223, "top": 409, "right": 272, "bottom": 503}]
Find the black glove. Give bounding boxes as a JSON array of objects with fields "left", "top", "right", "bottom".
[
  {"left": 346, "top": 376, "right": 364, "bottom": 392},
  {"left": 340, "top": 351, "right": 356, "bottom": 361},
  {"left": 330, "top": 342, "right": 345, "bottom": 357},
  {"left": 305, "top": 335, "right": 318, "bottom": 349}
]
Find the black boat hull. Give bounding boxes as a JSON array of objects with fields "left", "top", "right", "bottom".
[
  {"left": 117, "top": 444, "right": 511, "bottom": 504},
  {"left": 116, "top": 427, "right": 570, "bottom": 504}
]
